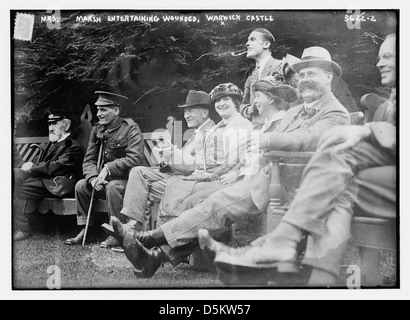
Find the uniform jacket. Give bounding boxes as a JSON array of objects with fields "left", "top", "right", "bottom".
[
  {"left": 83, "top": 117, "right": 145, "bottom": 182},
  {"left": 30, "top": 135, "right": 83, "bottom": 197},
  {"left": 249, "top": 92, "right": 350, "bottom": 211}
]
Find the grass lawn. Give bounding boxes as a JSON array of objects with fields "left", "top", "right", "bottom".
[{"left": 12, "top": 212, "right": 397, "bottom": 290}]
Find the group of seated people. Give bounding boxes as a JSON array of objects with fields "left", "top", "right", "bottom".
[{"left": 13, "top": 29, "right": 396, "bottom": 286}]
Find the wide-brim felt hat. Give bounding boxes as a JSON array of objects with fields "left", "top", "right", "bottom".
[
  {"left": 47, "top": 109, "right": 73, "bottom": 123},
  {"left": 253, "top": 73, "right": 298, "bottom": 103},
  {"left": 95, "top": 91, "right": 132, "bottom": 107},
  {"left": 290, "top": 46, "right": 342, "bottom": 78},
  {"left": 179, "top": 90, "right": 211, "bottom": 108},
  {"left": 209, "top": 83, "right": 243, "bottom": 103}
]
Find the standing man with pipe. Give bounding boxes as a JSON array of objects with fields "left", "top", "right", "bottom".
[{"left": 64, "top": 91, "right": 145, "bottom": 245}]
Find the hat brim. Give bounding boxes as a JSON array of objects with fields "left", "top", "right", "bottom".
[
  {"left": 291, "top": 60, "right": 342, "bottom": 78},
  {"left": 211, "top": 93, "right": 243, "bottom": 103},
  {"left": 178, "top": 103, "right": 211, "bottom": 109}
]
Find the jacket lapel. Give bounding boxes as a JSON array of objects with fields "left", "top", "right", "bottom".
[
  {"left": 261, "top": 56, "right": 281, "bottom": 79},
  {"left": 275, "top": 105, "right": 304, "bottom": 133},
  {"left": 182, "top": 120, "right": 215, "bottom": 151}
]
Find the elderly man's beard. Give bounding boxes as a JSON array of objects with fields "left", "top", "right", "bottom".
[
  {"left": 298, "top": 80, "right": 326, "bottom": 103},
  {"left": 49, "top": 131, "right": 62, "bottom": 142}
]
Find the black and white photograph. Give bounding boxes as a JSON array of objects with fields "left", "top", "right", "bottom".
[{"left": 4, "top": 0, "right": 407, "bottom": 300}]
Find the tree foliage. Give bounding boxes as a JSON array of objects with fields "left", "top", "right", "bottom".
[{"left": 13, "top": 10, "right": 397, "bottom": 136}]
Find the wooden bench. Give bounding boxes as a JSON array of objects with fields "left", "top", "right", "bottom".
[
  {"left": 14, "top": 104, "right": 185, "bottom": 229},
  {"left": 264, "top": 104, "right": 396, "bottom": 287}
]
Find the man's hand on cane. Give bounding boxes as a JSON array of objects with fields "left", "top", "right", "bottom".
[{"left": 90, "top": 166, "right": 109, "bottom": 191}]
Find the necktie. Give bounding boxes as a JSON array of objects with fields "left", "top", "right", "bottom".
[{"left": 255, "top": 65, "right": 261, "bottom": 80}]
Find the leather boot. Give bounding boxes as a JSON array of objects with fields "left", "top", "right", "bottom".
[
  {"left": 64, "top": 227, "right": 86, "bottom": 245},
  {"left": 122, "top": 231, "right": 167, "bottom": 279},
  {"left": 111, "top": 216, "right": 166, "bottom": 249}
]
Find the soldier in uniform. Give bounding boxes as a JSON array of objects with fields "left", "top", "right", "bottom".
[
  {"left": 64, "top": 91, "right": 145, "bottom": 245},
  {"left": 13, "top": 110, "right": 83, "bottom": 241}
]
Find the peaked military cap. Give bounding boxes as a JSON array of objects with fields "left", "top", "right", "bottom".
[{"left": 95, "top": 91, "right": 132, "bottom": 107}]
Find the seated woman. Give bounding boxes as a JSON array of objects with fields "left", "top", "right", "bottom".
[
  {"left": 157, "top": 74, "right": 294, "bottom": 225},
  {"left": 156, "top": 82, "right": 253, "bottom": 225}
]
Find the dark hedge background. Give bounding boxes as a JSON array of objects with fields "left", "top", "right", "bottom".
[{"left": 12, "top": 9, "right": 397, "bottom": 136}]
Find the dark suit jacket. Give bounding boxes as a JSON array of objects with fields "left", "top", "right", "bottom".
[
  {"left": 30, "top": 135, "right": 83, "bottom": 197},
  {"left": 250, "top": 92, "right": 350, "bottom": 211}
]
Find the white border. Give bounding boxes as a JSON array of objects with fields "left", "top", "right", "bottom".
[{"left": 1, "top": 0, "right": 408, "bottom": 301}]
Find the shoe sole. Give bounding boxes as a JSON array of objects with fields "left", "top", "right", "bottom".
[
  {"left": 101, "top": 223, "right": 116, "bottom": 237},
  {"left": 214, "top": 260, "right": 302, "bottom": 286}
]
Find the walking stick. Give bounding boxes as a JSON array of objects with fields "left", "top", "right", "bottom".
[{"left": 82, "top": 142, "right": 104, "bottom": 246}]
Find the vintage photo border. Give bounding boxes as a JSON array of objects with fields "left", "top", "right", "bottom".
[{"left": 2, "top": 0, "right": 409, "bottom": 300}]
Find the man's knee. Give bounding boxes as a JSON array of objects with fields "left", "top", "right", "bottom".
[
  {"left": 75, "top": 179, "right": 88, "bottom": 195},
  {"left": 129, "top": 166, "right": 147, "bottom": 179},
  {"left": 106, "top": 180, "right": 125, "bottom": 197}
]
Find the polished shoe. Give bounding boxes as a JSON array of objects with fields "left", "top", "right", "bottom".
[
  {"left": 111, "top": 216, "right": 158, "bottom": 249},
  {"left": 99, "top": 235, "right": 119, "bottom": 248},
  {"left": 198, "top": 229, "right": 251, "bottom": 262},
  {"left": 122, "top": 231, "right": 166, "bottom": 279},
  {"left": 64, "top": 228, "right": 86, "bottom": 245},
  {"left": 13, "top": 229, "right": 31, "bottom": 241}
]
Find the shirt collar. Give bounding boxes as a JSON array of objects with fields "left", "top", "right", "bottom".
[
  {"left": 221, "top": 112, "right": 242, "bottom": 127},
  {"left": 304, "top": 100, "right": 319, "bottom": 111},
  {"left": 105, "top": 117, "right": 123, "bottom": 132},
  {"left": 389, "top": 87, "right": 396, "bottom": 103},
  {"left": 57, "top": 132, "right": 70, "bottom": 143},
  {"left": 256, "top": 55, "right": 271, "bottom": 71},
  {"left": 194, "top": 118, "right": 212, "bottom": 134}
]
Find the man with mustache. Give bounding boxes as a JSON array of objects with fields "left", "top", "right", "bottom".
[
  {"left": 202, "top": 34, "right": 397, "bottom": 286},
  {"left": 64, "top": 91, "right": 145, "bottom": 245},
  {"left": 13, "top": 110, "right": 83, "bottom": 241},
  {"left": 109, "top": 46, "right": 350, "bottom": 279}
]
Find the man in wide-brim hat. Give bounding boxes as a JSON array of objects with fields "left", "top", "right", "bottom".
[{"left": 99, "top": 90, "right": 216, "bottom": 249}]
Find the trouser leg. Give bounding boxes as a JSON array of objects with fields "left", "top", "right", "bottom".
[
  {"left": 14, "top": 177, "right": 55, "bottom": 232},
  {"left": 75, "top": 179, "right": 106, "bottom": 226},
  {"left": 13, "top": 168, "right": 30, "bottom": 194},
  {"left": 160, "top": 179, "right": 259, "bottom": 248},
  {"left": 120, "top": 166, "right": 169, "bottom": 224},
  {"left": 105, "top": 179, "right": 127, "bottom": 222},
  {"left": 301, "top": 182, "right": 357, "bottom": 279},
  {"left": 281, "top": 140, "right": 395, "bottom": 278},
  {"left": 282, "top": 140, "right": 395, "bottom": 236},
  {"left": 180, "top": 181, "right": 230, "bottom": 211}
]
